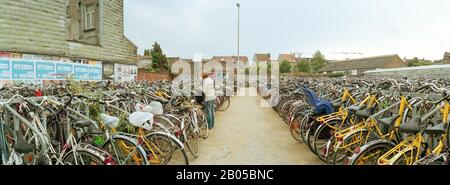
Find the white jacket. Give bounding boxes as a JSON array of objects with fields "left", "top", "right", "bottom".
[{"left": 203, "top": 77, "right": 216, "bottom": 102}]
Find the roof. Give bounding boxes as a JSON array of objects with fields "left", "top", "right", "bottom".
[
  {"left": 211, "top": 56, "right": 249, "bottom": 63},
  {"left": 278, "top": 54, "right": 296, "bottom": 62},
  {"left": 365, "top": 64, "right": 450, "bottom": 73},
  {"left": 318, "top": 54, "right": 404, "bottom": 72},
  {"left": 254, "top": 53, "right": 271, "bottom": 62}
]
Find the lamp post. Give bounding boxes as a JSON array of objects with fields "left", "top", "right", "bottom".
[
  {"left": 237, "top": 3, "right": 240, "bottom": 67},
  {"left": 234, "top": 3, "right": 240, "bottom": 94}
]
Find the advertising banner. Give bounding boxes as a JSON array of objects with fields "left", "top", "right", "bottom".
[
  {"left": 0, "top": 58, "right": 104, "bottom": 81},
  {"left": 12, "top": 60, "right": 35, "bottom": 80},
  {"left": 74, "top": 65, "right": 89, "bottom": 80},
  {"left": 89, "top": 66, "right": 102, "bottom": 80},
  {"left": 0, "top": 59, "right": 10, "bottom": 79},
  {"left": 114, "top": 64, "right": 138, "bottom": 82},
  {"left": 36, "top": 61, "right": 56, "bottom": 80},
  {"left": 55, "top": 62, "right": 74, "bottom": 79},
  {"left": 102, "top": 63, "right": 114, "bottom": 80}
]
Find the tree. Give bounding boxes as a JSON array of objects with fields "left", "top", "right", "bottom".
[
  {"left": 143, "top": 49, "right": 150, "bottom": 56},
  {"left": 293, "top": 60, "right": 311, "bottom": 73},
  {"left": 311, "top": 50, "right": 326, "bottom": 73},
  {"left": 408, "top": 57, "right": 433, "bottom": 67},
  {"left": 279, "top": 60, "right": 292, "bottom": 74},
  {"left": 150, "top": 42, "right": 169, "bottom": 72}
]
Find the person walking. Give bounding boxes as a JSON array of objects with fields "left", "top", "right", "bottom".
[{"left": 202, "top": 72, "right": 216, "bottom": 129}]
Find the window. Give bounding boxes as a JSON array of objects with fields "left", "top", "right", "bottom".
[{"left": 85, "top": 4, "right": 96, "bottom": 30}]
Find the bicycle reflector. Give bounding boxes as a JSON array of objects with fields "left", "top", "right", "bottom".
[{"left": 104, "top": 156, "right": 116, "bottom": 165}]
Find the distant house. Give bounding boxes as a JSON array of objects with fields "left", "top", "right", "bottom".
[
  {"left": 278, "top": 53, "right": 305, "bottom": 63},
  {"left": 444, "top": 52, "right": 450, "bottom": 64},
  {"left": 318, "top": 54, "right": 405, "bottom": 76},
  {"left": 253, "top": 53, "right": 271, "bottom": 67}
]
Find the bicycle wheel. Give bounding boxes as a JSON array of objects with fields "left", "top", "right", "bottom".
[
  {"left": 306, "top": 120, "right": 320, "bottom": 154},
  {"left": 299, "top": 113, "right": 313, "bottom": 143},
  {"left": 102, "top": 136, "right": 148, "bottom": 165},
  {"left": 313, "top": 124, "right": 334, "bottom": 162},
  {"left": 62, "top": 149, "right": 107, "bottom": 165},
  {"left": 184, "top": 124, "right": 200, "bottom": 158},
  {"left": 289, "top": 114, "right": 304, "bottom": 142},
  {"left": 145, "top": 132, "right": 189, "bottom": 165},
  {"left": 217, "top": 97, "right": 230, "bottom": 111},
  {"left": 332, "top": 130, "right": 369, "bottom": 165},
  {"left": 196, "top": 111, "right": 209, "bottom": 139},
  {"left": 349, "top": 142, "right": 394, "bottom": 165}
]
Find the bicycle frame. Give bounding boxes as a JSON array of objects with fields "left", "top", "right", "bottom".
[{"left": 378, "top": 100, "right": 449, "bottom": 165}]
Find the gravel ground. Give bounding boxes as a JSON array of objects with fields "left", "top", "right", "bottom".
[{"left": 189, "top": 88, "right": 322, "bottom": 165}]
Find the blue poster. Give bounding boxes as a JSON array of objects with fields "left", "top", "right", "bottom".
[
  {"left": 74, "top": 65, "right": 89, "bottom": 80},
  {"left": 11, "top": 60, "right": 35, "bottom": 80},
  {"left": 55, "top": 63, "right": 74, "bottom": 79},
  {"left": 0, "top": 59, "right": 10, "bottom": 79},
  {"left": 36, "top": 61, "right": 56, "bottom": 79},
  {"left": 89, "top": 66, "right": 102, "bottom": 80}
]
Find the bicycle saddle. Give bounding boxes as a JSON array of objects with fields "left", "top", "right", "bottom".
[
  {"left": 100, "top": 114, "right": 120, "bottom": 128},
  {"left": 378, "top": 114, "right": 400, "bottom": 126},
  {"left": 356, "top": 107, "right": 375, "bottom": 118},
  {"left": 74, "top": 120, "right": 92, "bottom": 128},
  {"left": 348, "top": 104, "right": 365, "bottom": 112},
  {"left": 424, "top": 123, "right": 447, "bottom": 136},
  {"left": 14, "top": 131, "right": 34, "bottom": 154},
  {"left": 128, "top": 112, "right": 153, "bottom": 131},
  {"left": 399, "top": 117, "right": 422, "bottom": 134}
]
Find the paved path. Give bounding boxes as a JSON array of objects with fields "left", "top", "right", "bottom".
[{"left": 190, "top": 88, "right": 322, "bottom": 165}]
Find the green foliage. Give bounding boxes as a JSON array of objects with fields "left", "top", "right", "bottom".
[
  {"left": 150, "top": 42, "right": 169, "bottom": 73},
  {"left": 327, "top": 72, "right": 345, "bottom": 78},
  {"left": 311, "top": 50, "right": 326, "bottom": 73},
  {"left": 65, "top": 75, "right": 83, "bottom": 94},
  {"left": 408, "top": 57, "right": 433, "bottom": 67},
  {"left": 293, "top": 60, "right": 311, "bottom": 73},
  {"left": 279, "top": 60, "right": 292, "bottom": 74},
  {"left": 144, "top": 49, "right": 150, "bottom": 56}
]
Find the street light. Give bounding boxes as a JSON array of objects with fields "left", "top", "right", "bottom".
[
  {"left": 237, "top": 3, "right": 240, "bottom": 66},
  {"left": 235, "top": 3, "right": 240, "bottom": 94}
]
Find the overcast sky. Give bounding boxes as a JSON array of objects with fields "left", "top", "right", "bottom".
[{"left": 124, "top": 0, "right": 450, "bottom": 61}]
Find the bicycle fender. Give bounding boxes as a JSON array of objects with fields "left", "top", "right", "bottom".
[
  {"left": 342, "top": 128, "right": 369, "bottom": 142},
  {"left": 148, "top": 131, "right": 185, "bottom": 149}
]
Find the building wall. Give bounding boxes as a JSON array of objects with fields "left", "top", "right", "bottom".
[{"left": 0, "top": 0, "right": 137, "bottom": 64}]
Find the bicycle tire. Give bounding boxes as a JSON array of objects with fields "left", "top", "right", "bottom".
[
  {"left": 145, "top": 132, "right": 189, "bottom": 165},
  {"left": 332, "top": 130, "right": 370, "bottom": 165},
  {"left": 349, "top": 142, "right": 394, "bottom": 165},
  {"left": 313, "top": 124, "right": 334, "bottom": 162},
  {"left": 289, "top": 114, "right": 304, "bottom": 142},
  {"left": 306, "top": 121, "right": 319, "bottom": 154},
  {"left": 184, "top": 124, "right": 200, "bottom": 158},
  {"left": 217, "top": 97, "right": 230, "bottom": 111},
  {"left": 62, "top": 148, "right": 108, "bottom": 165},
  {"left": 102, "top": 136, "right": 148, "bottom": 165},
  {"left": 300, "top": 114, "right": 313, "bottom": 143}
]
